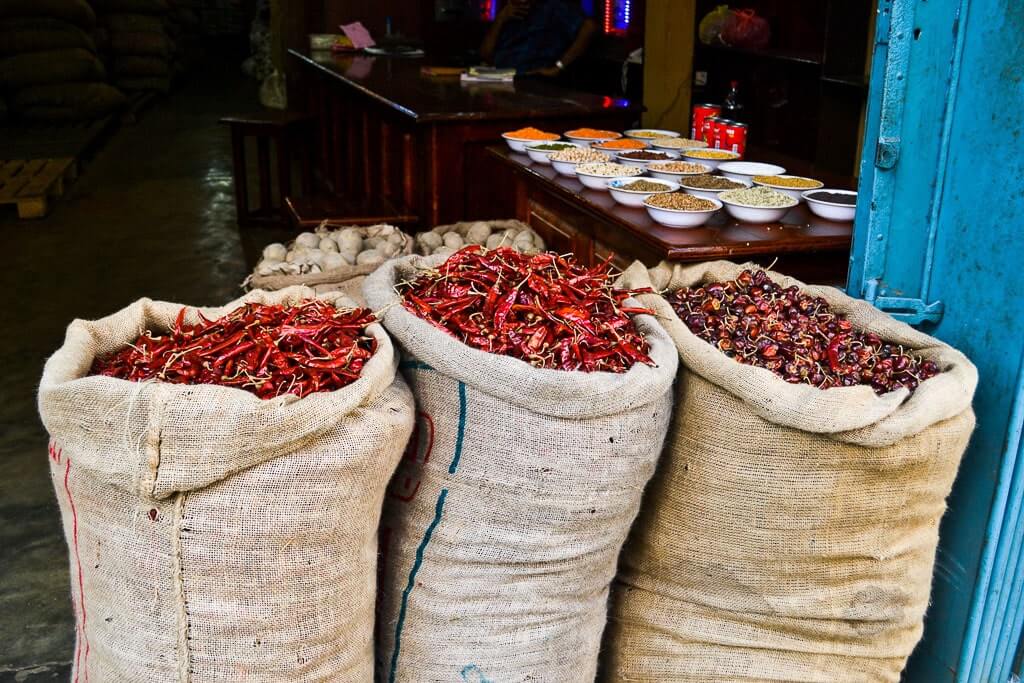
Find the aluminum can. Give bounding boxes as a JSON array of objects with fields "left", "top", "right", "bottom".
[
  {"left": 723, "top": 120, "right": 748, "bottom": 156},
  {"left": 692, "top": 103, "right": 721, "bottom": 139}
]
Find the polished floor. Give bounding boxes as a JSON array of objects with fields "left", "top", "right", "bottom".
[{"left": 0, "top": 58, "right": 277, "bottom": 680}]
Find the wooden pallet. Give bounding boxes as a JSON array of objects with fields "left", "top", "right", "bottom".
[{"left": 0, "top": 158, "right": 74, "bottom": 218}]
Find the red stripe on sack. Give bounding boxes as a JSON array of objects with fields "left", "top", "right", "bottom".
[{"left": 63, "top": 459, "right": 90, "bottom": 682}]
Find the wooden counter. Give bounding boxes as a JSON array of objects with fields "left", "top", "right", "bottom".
[
  {"left": 290, "top": 49, "right": 642, "bottom": 226},
  {"left": 488, "top": 145, "right": 853, "bottom": 284}
]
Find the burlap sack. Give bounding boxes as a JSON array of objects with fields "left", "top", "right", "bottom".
[
  {"left": 115, "top": 74, "right": 170, "bottom": 92},
  {"left": 38, "top": 287, "right": 415, "bottom": 682},
  {"left": 0, "top": 48, "right": 104, "bottom": 88},
  {"left": 109, "top": 30, "right": 170, "bottom": 56},
  {"left": 104, "top": 12, "right": 166, "bottom": 33},
  {"left": 113, "top": 54, "right": 170, "bottom": 76},
  {"left": 0, "top": 18, "right": 96, "bottom": 55},
  {"left": 0, "top": 0, "right": 96, "bottom": 29},
  {"left": 364, "top": 254, "right": 678, "bottom": 682},
  {"left": 247, "top": 224, "right": 414, "bottom": 305},
  {"left": 604, "top": 260, "right": 978, "bottom": 682},
  {"left": 14, "top": 82, "right": 126, "bottom": 121}
]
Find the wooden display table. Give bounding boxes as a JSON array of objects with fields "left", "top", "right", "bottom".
[{"left": 487, "top": 145, "right": 854, "bottom": 284}]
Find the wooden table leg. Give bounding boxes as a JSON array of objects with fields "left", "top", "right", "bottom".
[
  {"left": 362, "top": 109, "right": 373, "bottom": 199},
  {"left": 257, "top": 135, "right": 272, "bottom": 216},
  {"left": 230, "top": 126, "right": 249, "bottom": 224},
  {"left": 402, "top": 131, "right": 416, "bottom": 215},
  {"left": 276, "top": 131, "right": 292, "bottom": 217},
  {"left": 380, "top": 120, "right": 393, "bottom": 200}
]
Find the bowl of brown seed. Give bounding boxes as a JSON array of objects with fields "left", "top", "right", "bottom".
[
  {"left": 607, "top": 177, "right": 679, "bottom": 207},
  {"left": 678, "top": 174, "right": 752, "bottom": 201},
  {"left": 643, "top": 192, "right": 721, "bottom": 228}
]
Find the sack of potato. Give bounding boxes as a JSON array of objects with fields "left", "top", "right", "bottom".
[
  {"left": 414, "top": 219, "right": 544, "bottom": 258},
  {"left": 247, "top": 223, "right": 413, "bottom": 303}
]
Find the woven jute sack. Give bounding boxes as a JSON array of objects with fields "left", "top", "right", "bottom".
[
  {"left": 38, "top": 287, "right": 415, "bottom": 682},
  {"left": 604, "top": 261, "right": 978, "bottom": 682},
  {"left": 364, "top": 254, "right": 678, "bottom": 682},
  {"left": 247, "top": 223, "right": 414, "bottom": 306}
]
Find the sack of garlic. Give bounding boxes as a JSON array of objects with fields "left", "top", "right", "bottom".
[
  {"left": 246, "top": 223, "right": 414, "bottom": 303},
  {"left": 414, "top": 220, "right": 546, "bottom": 258}
]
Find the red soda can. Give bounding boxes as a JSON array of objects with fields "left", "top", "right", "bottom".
[
  {"left": 724, "top": 120, "right": 748, "bottom": 156},
  {"left": 701, "top": 116, "right": 720, "bottom": 146},
  {"left": 691, "top": 103, "right": 721, "bottom": 139},
  {"left": 713, "top": 118, "right": 731, "bottom": 149}
]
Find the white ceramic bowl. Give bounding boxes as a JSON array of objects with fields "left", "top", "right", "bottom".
[
  {"left": 607, "top": 177, "right": 679, "bottom": 207},
  {"left": 644, "top": 196, "right": 722, "bottom": 228},
  {"left": 680, "top": 149, "right": 741, "bottom": 172},
  {"left": 718, "top": 161, "right": 786, "bottom": 183},
  {"left": 752, "top": 175, "right": 825, "bottom": 202},
  {"left": 646, "top": 162, "right": 712, "bottom": 182},
  {"left": 624, "top": 128, "right": 680, "bottom": 140},
  {"left": 550, "top": 153, "right": 611, "bottom": 177},
  {"left": 524, "top": 141, "right": 582, "bottom": 165},
  {"left": 614, "top": 150, "right": 680, "bottom": 168},
  {"left": 719, "top": 193, "right": 798, "bottom": 223},
  {"left": 575, "top": 166, "right": 640, "bottom": 191},
  {"left": 678, "top": 176, "right": 752, "bottom": 202},
  {"left": 501, "top": 132, "right": 559, "bottom": 152},
  {"left": 564, "top": 130, "right": 621, "bottom": 144},
  {"left": 650, "top": 138, "right": 709, "bottom": 152},
  {"left": 803, "top": 189, "right": 858, "bottom": 221}
]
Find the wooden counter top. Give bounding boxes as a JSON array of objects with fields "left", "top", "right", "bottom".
[
  {"left": 488, "top": 145, "right": 853, "bottom": 263},
  {"left": 290, "top": 48, "right": 641, "bottom": 124}
]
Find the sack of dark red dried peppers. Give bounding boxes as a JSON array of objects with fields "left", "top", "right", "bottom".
[{"left": 395, "top": 245, "right": 654, "bottom": 373}]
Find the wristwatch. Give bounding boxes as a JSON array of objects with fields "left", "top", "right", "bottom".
[{"left": 556, "top": 60, "right": 565, "bottom": 71}]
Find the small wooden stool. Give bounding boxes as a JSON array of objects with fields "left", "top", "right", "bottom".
[{"left": 220, "top": 111, "right": 314, "bottom": 226}]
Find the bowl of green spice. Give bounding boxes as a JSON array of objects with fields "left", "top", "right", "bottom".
[{"left": 525, "top": 141, "right": 583, "bottom": 165}]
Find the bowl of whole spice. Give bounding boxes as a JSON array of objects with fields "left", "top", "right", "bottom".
[
  {"left": 624, "top": 128, "right": 680, "bottom": 140},
  {"left": 719, "top": 185, "right": 798, "bottom": 222},
  {"left": 549, "top": 147, "right": 612, "bottom": 176},
  {"left": 615, "top": 149, "right": 681, "bottom": 168},
  {"left": 678, "top": 174, "right": 751, "bottom": 201},
  {"left": 643, "top": 192, "right": 721, "bottom": 228},
  {"left": 650, "top": 137, "right": 708, "bottom": 152},
  {"left": 680, "top": 148, "right": 741, "bottom": 171},
  {"left": 575, "top": 162, "right": 643, "bottom": 190},
  {"left": 647, "top": 160, "right": 713, "bottom": 181},
  {"left": 607, "top": 177, "right": 679, "bottom": 207},
  {"left": 524, "top": 141, "right": 582, "bottom": 165},
  {"left": 803, "top": 189, "right": 858, "bottom": 221},
  {"left": 752, "top": 174, "right": 824, "bottom": 202},
  {"left": 718, "top": 160, "right": 785, "bottom": 183}
]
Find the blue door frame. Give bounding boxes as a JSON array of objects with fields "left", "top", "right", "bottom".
[{"left": 849, "top": 0, "right": 1024, "bottom": 679}]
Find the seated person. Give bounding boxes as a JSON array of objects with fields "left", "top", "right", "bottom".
[{"left": 480, "top": 0, "right": 597, "bottom": 76}]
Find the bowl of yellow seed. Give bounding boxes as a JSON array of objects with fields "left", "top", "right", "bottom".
[
  {"left": 680, "top": 148, "right": 741, "bottom": 171},
  {"left": 752, "top": 175, "right": 824, "bottom": 202}
]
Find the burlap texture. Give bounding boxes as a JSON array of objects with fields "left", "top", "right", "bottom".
[
  {"left": 364, "top": 254, "right": 678, "bottom": 682},
  {"left": 0, "top": 48, "right": 105, "bottom": 88},
  {"left": 39, "top": 287, "right": 415, "bottom": 682},
  {"left": 0, "top": 18, "right": 97, "bottom": 55},
  {"left": 14, "top": 82, "right": 126, "bottom": 122},
  {"left": 603, "top": 260, "right": 978, "bottom": 682},
  {"left": 0, "top": 0, "right": 97, "bottom": 29}
]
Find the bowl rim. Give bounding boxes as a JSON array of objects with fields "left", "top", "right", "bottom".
[
  {"left": 624, "top": 128, "right": 681, "bottom": 138},
  {"left": 649, "top": 137, "right": 710, "bottom": 149},
  {"left": 752, "top": 175, "right": 825, "bottom": 190},
  {"left": 801, "top": 188, "right": 859, "bottom": 207},
  {"left": 574, "top": 164, "right": 641, "bottom": 178},
  {"left": 592, "top": 141, "right": 649, "bottom": 151},
  {"left": 502, "top": 131, "right": 560, "bottom": 142},
  {"left": 680, "top": 149, "right": 742, "bottom": 161},
  {"left": 678, "top": 176, "right": 751, "bottom": 191},
  {"left": 524, "top": 141, "right": 583, "bottom": 153},
  {"left": 718, "top": 192, "right": 799, "bottom": 210},
  {"left": 607, "top": 177, "right": 680, "bottom": 193},
  {"left": 643, "top": 195, "right": 723, "bottom": 213},
  {"left": 717, "top": 161, "right": 786, "bottom": 175},
  {"left": 646, "top": 161, "right": 713, "bottom": 176}
]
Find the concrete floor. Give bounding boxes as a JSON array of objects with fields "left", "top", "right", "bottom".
[{"left": 0, "top": 58, "right": 285, "bottom": 681}]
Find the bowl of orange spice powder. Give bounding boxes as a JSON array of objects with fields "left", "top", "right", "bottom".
[
  {"left": 502, "top": 126, "right": 560, "bottom": 152},
  {"left": 564, "top": 127, "right": 622, "bottom": 143},
  {"left": 593, "top": 138, "right": 648, "bottom": 151}
]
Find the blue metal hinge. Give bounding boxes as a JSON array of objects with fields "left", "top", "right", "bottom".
[
  {"left": 863, "top": 279, "right": 945, "bottom": 324},
  {"left": 876, "top": 137, "right": 901, "bottom": 169}
]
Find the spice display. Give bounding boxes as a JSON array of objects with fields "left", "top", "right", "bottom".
[
  {"left": 619, "top": 180, "right": 672, "bottom": 192},
  {"left": 684, "top": 149, "right": 738, "bottom": 159},
  {"left": 720, "top": 186, "right": 795, "bottom": 207},
  {"left": 645, "top": 193, "right": 717, "bottom": 211},
  {"left": 618, "top": 150, "right": 674, "bottom": 161},
  {"left": 255, "top": 224, "right": 408, "bottom": 276},
  {"left": 575, "top": 162, "right": 642, "bottom": 177},
  {"left": 505, "top": 127, "right": 559, "bottom": 140},
  {"left": 593, "top": 139, "right": 647, "bottom": 150},
  {"left": 650, "top": 137, "right": 707, "bottom": 149},
  {"left": 550, "top": 148, "right": 611, "bottom": 164},
  {"left": 91, "top": 300, "right": 378, "bottom": 398},
  {"left": 398, "top": 246, "right": 654, "bottom": 373},
  {"left": 530, "top": 142, "right": 577, "bottom": 151},
  {"left": 648, "top": 161, "right": 710, "bottom": 174},
  {"left": 566, "top": 127, "right": 621, "bottom": 139},
  {"left": 628, "top": 130, "right": 674, "bottom": 138},
  {"left": 416, "top": 219, "right": 544, "bottom": 259},
  {"left": 806, "top": 191, "right": 857, "bottom": 205},
  {"left": 679, "top": 175, "right": 746, "bottom": 190},
  {"left": 754, "top": 175, "right": 823, "bottom": 189},
  {"left": 666, "top": 269, "right": 941, "bottom": 393}
]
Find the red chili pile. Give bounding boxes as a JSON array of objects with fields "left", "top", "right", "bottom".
[
  {"left": 91, "top": 300, "right": 377, "bottom": 399},
  {"left": 399, "top": 246, "right": 653, "bottom": 373},
  {"left": 667, "top": 269, "right": 940, "bottom": 394}
]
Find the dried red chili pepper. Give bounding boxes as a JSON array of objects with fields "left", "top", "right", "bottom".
[
  {"left": 399, "top": 246, "right": 653, "bottom": 373},
  {"left": 91, "top": 300, "right": 377, "bottom": 399}
]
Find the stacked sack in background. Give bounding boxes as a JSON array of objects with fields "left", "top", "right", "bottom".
[
  {"left": 0, "top": 0, "right": 126, "bottom": 121},
  {"left": 164, "top": 0, "right": 203, "bottom": 77},
  {"left": 92, "top": 0, "right": 173, "bottom": 93}
]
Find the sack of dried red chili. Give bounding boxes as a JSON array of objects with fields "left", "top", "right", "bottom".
[
  {"left": 602, "top": 260, "right": 978, "bottom": 682},
  {"left": 37, "top": 286, "right": 414, "bottom": 682},
  {"left": 363, "top": 252, "right": 678, "bottom": 682}
]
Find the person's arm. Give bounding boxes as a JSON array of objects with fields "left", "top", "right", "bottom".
[
  {"left": 480, "top": 1, "right": 530, "bottom": 64},
  {"left": 531, "top": 17, "right": 597, "bottom": 77}
]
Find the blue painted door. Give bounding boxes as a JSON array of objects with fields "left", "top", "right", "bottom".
[{"left": 849, "top": 0, "right": 1024, "bottom": 679}]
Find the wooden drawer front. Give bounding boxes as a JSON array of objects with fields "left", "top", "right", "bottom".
[{"left": 527, "top": 198, "right": 592, "bottom": 262}]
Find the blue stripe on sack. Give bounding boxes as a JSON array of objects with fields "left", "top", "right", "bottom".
[
  {"left": 387, "top": 380, "right": 468, "bottom": 681},
  {"left": 399, "top": 360, "right": 434, "bottom": 371}
]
